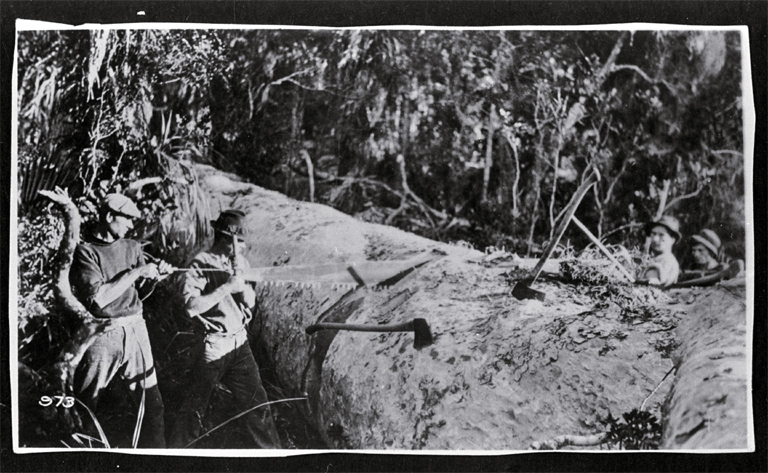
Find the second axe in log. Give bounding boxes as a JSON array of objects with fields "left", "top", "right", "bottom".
[{"left": 305, "top": 318, "right": 433, "bottom": 350}]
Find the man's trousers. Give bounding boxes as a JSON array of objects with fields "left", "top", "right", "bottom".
[
  {"left": 168, "top": 330, "right": 280, "bottom": 449},
  {"left": 73, "top": 314, "right": 166, "bottom": 448}
]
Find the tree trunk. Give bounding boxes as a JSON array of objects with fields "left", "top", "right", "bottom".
[
  {"left": 188, "top": 164, "right": 745, "bottom": 451},
  {"left": 644, "top": 178, "right": 671, "bottom": 254},
  {"left": 482, "top": 104, "right": 496, "bottom": 203}
]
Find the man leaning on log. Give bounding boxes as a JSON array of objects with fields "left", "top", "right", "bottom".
[
  {"left": 642, "top": 215, "right": 681, "bottom": 288},
  {"left": 69, "top": 193, "right": 173, "bottom": 448},
  {"left": 169, "top": 209, "right": 281, "bottom": 449}
]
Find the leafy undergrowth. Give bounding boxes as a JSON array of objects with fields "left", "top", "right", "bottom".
[{"left": 600, "top": 409, "right": 663, "bottom": 450}]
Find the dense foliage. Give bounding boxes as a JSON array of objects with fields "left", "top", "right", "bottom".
[{"left": 18, "top": 28, "right": 745, "bottom": 260}]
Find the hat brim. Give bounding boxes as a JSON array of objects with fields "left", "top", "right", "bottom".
[
  {"left": 645, "top": 222, "right": 681, "bottom": 242},
  {"left": 211, "top": 221, "right": 245, "bottom": 239},
  {"left": 690, "top": 235, "right": 718, "bottom": 257}
]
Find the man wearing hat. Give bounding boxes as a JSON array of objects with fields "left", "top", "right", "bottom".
[
  {"left": 169, "top": 209, "right": 280, "bottom": 449},
  {"left": 70, "top": 193, "right": 173, "bottom": 448},
  {"left": 688, "top": 229, "right": 723, "bottom": 272},
  {"left": 642, "top": 215, "right": 681, "bottom": 288},
  {"left": 678, "top": 229, "right": 729, "bottom": 282}
]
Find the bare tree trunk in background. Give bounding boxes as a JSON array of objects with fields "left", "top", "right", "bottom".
[
  {"left": 507, "top": 133, "right": 521, "bottom": 219},
  {"left": 286, "top": 95, "right": 305, "bottom": 197},
  {"left": 482, "top": 104, "right": 496, "bottom": 203},
  {"left": 526, "top": 176, "right": 542, "bottom": 257},
  {"left": 548, "top": 132, "right": 564, "bottom": 240},
  {"left": 401, "top": 95, "right": 411, "bottom": 158},
  {"left": 301, "top": 150, "right": 315, "bottom": 203},
  {"left": 644, "top": 178, "right": 671, "bottom": 254}
]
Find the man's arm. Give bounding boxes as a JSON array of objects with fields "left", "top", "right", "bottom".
[
  {"left": 72, "top": 243, "right": 165, "bottom": 309},
  {"left": 185, "top": 275, "right": 246, "bottom": 317},
  {"left": 92, "top": 264, "right": 160, "bottom": 308},
  {"left": 644, "top": 254, "right": 680, "bottom": 288}
]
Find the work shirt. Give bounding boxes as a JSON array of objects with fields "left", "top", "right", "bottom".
[
  {"left": 642, "top": 251, "right": 680, "bottom": 288},
  {"left": 182, "top": 251, "right": 252, "bottom": 334},
  {"left": 71, "top": 238, "right": 145, "bottom": 319}
]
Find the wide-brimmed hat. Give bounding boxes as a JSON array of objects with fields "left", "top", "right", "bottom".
[
  {"left": 211, "top": 209, "right": 247, "bottom": 237},
  {"left": 691, "top": 229, "right": 721, "bottom": 258},
  {"left": 102, "top": 193, "right": 141, "bottom": 219},
  {"left": 645, "top": 215, "right": 681, "bottom": 242}
]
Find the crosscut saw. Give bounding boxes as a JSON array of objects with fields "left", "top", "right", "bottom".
[{"left": 158, "top": 251, "right": 442, "bottom": 291}]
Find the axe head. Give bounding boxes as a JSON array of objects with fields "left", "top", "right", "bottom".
[
  {"left": 412, "top": 318, "right": 433, "bottom": 350},
  {"left": 512, "top": 281, "right": 546, "bottom": 301}
]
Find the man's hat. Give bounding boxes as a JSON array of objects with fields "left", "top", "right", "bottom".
[
  {"left": 211, "top": 209, "right": 247, "bottom": 237},
  {"left": 102, "top": 193, "right": 141, "bottom": 219},
  {"left": 645, "top": 215, "right": 681, "bottom": 242},
  {"left": 691, "top": 229, "right": 721, "bottom": 258}
]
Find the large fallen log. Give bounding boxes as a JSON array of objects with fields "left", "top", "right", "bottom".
[
  {"left": 660, "top": 279, "right": 750, "bottom": 449},
  {"left": 192, "top": 164, "right": 748, "bottom": 451}
]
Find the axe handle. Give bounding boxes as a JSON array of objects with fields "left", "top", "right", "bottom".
[
  {"left": 305, "top": 321, "right": 413, "bottom": 335},
  {"left": 231, "top": 233, "right": 241, "bottom": 276},
  {"left": 571, "top": 216, "right": 636, "bottom": 283},
  {"left": 530, "top": 168, "right": 600, "bottom": 283}
]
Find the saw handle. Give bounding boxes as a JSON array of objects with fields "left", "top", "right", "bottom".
[{"left": 231, "top": 233, "right": 241, "bottom": 276}]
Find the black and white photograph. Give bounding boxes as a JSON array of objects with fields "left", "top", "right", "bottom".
[{"left": 7, "top": 7, "right": 758, "bottom": 465}]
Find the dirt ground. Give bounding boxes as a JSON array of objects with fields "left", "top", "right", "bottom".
[{"left": 185, "top": 164, "right": 750, "bottom": 451}]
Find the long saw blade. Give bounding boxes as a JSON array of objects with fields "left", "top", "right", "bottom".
[{"left": 242, "top": 251, "right": 439, "bottom": 290}]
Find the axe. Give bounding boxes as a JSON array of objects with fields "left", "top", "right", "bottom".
[
  {"left": 512, "top": 167, "right": 601, "bottom": 301},
  {"left": 305, "top": 318, "right": 433, "bottom": 350}
]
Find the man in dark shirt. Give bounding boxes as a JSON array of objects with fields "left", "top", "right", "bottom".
[
  {"left": 679, "top": 229, "right": 731, "bottom": 283},
  {"left": 70, "top": 193, "right": 172, "bottom": 448},
  {"left": 687, "top": 229, "right": 723, "bottom": 272},
  {"left": 168, "top": 209, "right": 280, "bottom": 449}
]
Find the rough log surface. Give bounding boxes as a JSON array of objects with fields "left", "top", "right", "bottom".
[
  {"left": 194, "top": 164, "right": 748, "bottom": 451},
  {"left": 661, "top": 280, "right": 750, "bottom": 449}
]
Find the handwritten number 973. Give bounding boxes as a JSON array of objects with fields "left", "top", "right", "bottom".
[{"left": 39, "top": 395, "right": 75, "bottom": 408}]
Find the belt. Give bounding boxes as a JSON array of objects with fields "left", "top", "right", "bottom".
[
  {"left": 205, "top": 323, "right": 247, "bottom": 340},
  {"left": 109, "top": 313, "right": 144, "bottom": 327}
]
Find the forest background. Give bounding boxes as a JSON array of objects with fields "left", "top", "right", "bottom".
[{"left": 16, "top": 27, "right": 746, "bottom": 382}]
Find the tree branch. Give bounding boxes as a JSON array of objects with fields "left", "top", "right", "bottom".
[
  {"left": 300, "top": 150, "right": 315, "bottom": 203},
  {"left": 531, "top": 432, "right": 608, "bottom": 450},
  {"left": 591, "top": 31, "right": 629, "bottom": 88},
  {"left": 664, "top": 183, "right": 705, "bottom": 213},
  {"left": 603, "top": 158, "right": 629, "bottom": 206},
  {"left": 596, "top": 221, "right": 644, "bottom": 243},
  {"left": 503, "top": 132, "right": 522, "bottom": 219},
  {"left": 654, "top": 179, "right": 671, "bottom": 221},
  {"left": 611, "top": 64, "right": 677, "bottom": 95},
  {"left": 288, "top": 161, "right": 447, "bottom": 224}
]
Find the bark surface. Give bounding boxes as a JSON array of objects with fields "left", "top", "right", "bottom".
[
  {"left": 660, "top": 280, "right": 750, "bottom": 449},
  {"left": 194, "top": 164, "right": 749, "bottom": 451}
]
